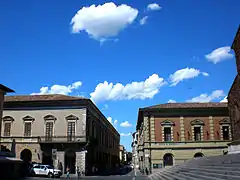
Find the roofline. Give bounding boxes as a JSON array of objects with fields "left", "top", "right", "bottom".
[
  {"left": 0, "top": 84, "right": 14, "bottom": 93},
  {"left": 231, "top": 25, "right": 240, "bottom": 49}
]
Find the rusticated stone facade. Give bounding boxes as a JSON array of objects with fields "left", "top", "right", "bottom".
[
  {"left": 136, "top": 103, "right": 231, "bottom": 174},
  {"left": 228, "top": 25, "right": 240, "bottom": 154}
]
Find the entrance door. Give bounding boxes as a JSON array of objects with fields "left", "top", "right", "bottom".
[{"left": 64, "top": 149, "right": 76, "bottom": 174}]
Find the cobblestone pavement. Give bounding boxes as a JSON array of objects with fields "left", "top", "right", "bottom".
[{"left": 25, "top": 170, "right": 149, "bottom": 180}]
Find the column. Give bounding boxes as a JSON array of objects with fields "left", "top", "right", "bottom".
[
  {"left": 209, "top": 116, "right": 214, "bottom": 140},
  {"left": 180, "top": 117, "right": 185, "bottom": 141},
  {"left": 76, "top": 151, "right": 86, "bottom": 174},
  {"left": 201, "top": 126, "right": 204, "bottom": 140},
  {"left": 57, "top": 151, "right": 64, "bottom": 173}
]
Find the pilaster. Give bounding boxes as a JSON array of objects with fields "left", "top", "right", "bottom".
[
  {"left": 209, "top": 116, "right": 214, "bottom": 140},
  {"left": 180, "top": 117, "right": 185, "bottom": 141},
  {"left": 150, "top": 116, "right": 155, "bottom": 141}
]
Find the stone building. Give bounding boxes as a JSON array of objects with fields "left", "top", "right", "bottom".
[
  {"left": 0, "top": 84, "right": 14, "bottom": 151},
  {"left": 119, "top": 145, "right": 125, "bottom": 163},
  {"left": 131, "top": 132, "right": 139, "bottom": 168},
  {"left": 136, "top": 102, "right": 231, "bottom": 173},
  {"left": 1, "top": 94, "right": 120, "bottom": 175},
  {"left": 228, "top": 25, "right": 240, "bottom": 154}
]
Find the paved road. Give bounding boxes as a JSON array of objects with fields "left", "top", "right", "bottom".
[{"left": 25, "top": 170, "right": 148, "bottom": 180}]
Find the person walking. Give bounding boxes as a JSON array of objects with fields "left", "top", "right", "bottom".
[{"left": 66, "top": 167, "right": 70, "bottom": 179}]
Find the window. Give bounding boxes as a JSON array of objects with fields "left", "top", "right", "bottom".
[
  {"left": 45, "top": 122, "right": 53, "bottom": 141},
  {"left": 164, "top": 127, "right": 172, "bottom": 141},
  {"left": 222, "top": 126, "right": 230, "bottom": 140},
  {"left": 67, "top": 122, "right": 75, "bottom": 141},
  {"left": 194, "top": 127, "right": 201, "bottom": 141},
  {"left": 24, "top": 122, "right": 32, "bottom": 137},
  {"left": 4, "top": 123, "right": 11, "bottom": 136}
]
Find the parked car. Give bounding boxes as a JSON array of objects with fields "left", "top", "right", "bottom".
[{"left": 31, "top": 164, "right": 62, "bottom": 178}]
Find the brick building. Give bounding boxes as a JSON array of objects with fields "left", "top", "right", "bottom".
[
  {"left": 1, "top": 95, "right": 120, "bottom": 175},
  {"left": 136, "top": 102, "right": 231, "bottom": 173},
  {"left": 228, "top": 25, "right": 240, "bottom": 153}
]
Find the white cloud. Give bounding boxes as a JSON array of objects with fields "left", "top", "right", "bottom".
[
  {"left": 70, "top": 2, "right": 138, "bottom": 42},
  {"left": 168, "top": 99, "right": 176, "bottom": 103},
  {"left": 107, "top": 116, "right": 118, "bottom": 126},
  {"left": 90, "top": 74, "right": 166, "bottom": 102},
  {"left": 31, "top": 81, "right": 82, "bottom": 95},
  {"left": 120, "top": 133, "right": 131, "bottom": 136},
  {"left": 140, "top": 16, "right": 148, "bottom": 25},
  {"left": 205, "top": 46, "right": 233, "bottom": 64},
  {"left": 187, "top": 90, "right": 225, "bottom": 103},
  {"left": 147, "top": 3, "right": 161, "bottom": 11},
  {"left": 220, "top": 96, "right": 228, "bottom": 102},
  {"left": 169, "top": 67, "right": 208, "bottom": 86},
  {"left": 120, "top": 121, "right": 132, "bottom": 128}
]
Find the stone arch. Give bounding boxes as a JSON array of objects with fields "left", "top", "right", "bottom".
[
  {"left": 2, "top": 116, "right": 14, "bottom": 122},
  {"left": 64, "top": 149, "right": 76, "bottom": 174},
  {"left": 194, "top": 152, "right": 204, "bottom": 158},
  {"left": 44, "top": 115, "right": 57, "bottom": 121},
  {"left": 20, "top": 149, "right": 32, "bottom": 163},
  {"left": 163, "top": 153, "right": 174, "bottom": 167}
]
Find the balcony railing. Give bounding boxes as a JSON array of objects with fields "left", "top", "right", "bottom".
[{"left": 38, "top": 136, "right": 87, "bottom": 143}]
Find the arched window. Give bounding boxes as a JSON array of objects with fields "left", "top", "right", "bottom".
[
  {"left": 23, "top": 116, "right": 35, "bottom": 137},
  {"left": 2, "top": 116, "right": 14, "bottom": 137},
  {"left": 163, "top": 153, "right": 174, "bottom": 166},
  {"left": 66, "top": 115, "right": 78, "bottom": 142},
  {"left": 194, "top": 152, "right": 204, "bottom": 158},
  {"left": 44, "top": 115, "right": 56, "bottom": 141}
]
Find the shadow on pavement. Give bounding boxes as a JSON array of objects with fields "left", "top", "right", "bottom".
[{"left": 97, "top": 167, "right": 133, "bottom": 176}]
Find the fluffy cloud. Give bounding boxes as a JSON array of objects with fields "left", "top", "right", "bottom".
[
  {"left": 120, "top": 121, "right": 132, "bottom": 128},
  {"left": 120, "top": 133, "right": 131, "bottom": 136},
  {"left": 90, "top": 74, "right": 166, "bottom": 102},
  {"left": 147, "top": 3, "right": 161, "bottom": 11},
  {"left": 187, "top": 90, "right": 225, "bottom": 103},
  {"left": 220, "top": 96, "right": 228, "bottom": 102},
  {"left": 169, "top": 67, "right": 209, "bottom": 86},
  {"left": 31, "top": 81, "right": 82, "bottom": 95},
  {"left": 107, "top": 117, "right": 118, "bottom": 126},
  {"left": 205, "top": 46, "right": 233, "bottom": 64},
  {"left": 140, "top": 16, "right": 148, "bottom": 25},
  {"left": 70, "top": 2, "right": 138, "bottom": 42},
  {"left": 168, "top": 99, "right": 176, "bottom": 103}
]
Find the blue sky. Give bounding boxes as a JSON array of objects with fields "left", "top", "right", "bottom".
[{"left": 1, "top": 0, "right": 239, "bottom": 151}]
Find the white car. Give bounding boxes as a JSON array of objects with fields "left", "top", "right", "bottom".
[{"left": 31, "top": 164, "right": 62, "bottom": 178}]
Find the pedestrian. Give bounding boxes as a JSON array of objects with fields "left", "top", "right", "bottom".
[
  {"left": 145, "top": 167, "right": 149, "bottom": 175},
  {"left": 66, "top": 167, "right": 70, "bottom": 179},
  {"left": 77, "top": 166, "right": 80, "bottom": 179}
]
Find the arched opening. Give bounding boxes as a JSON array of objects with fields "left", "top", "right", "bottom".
[
  {"left": 163, "top": 153, "right": 173, "bottom": 167},
  {"left": 20, "top": 149, "right": 32, "bottom": 163},
  {"left": 194, "top": 152, "right": 204, "bottom": 158},
  {"left": 64, "top": 149, "right": 76, "bottom": 174},
  {"left": 42, "top": 152, "right": 53, "bottom": 165}
]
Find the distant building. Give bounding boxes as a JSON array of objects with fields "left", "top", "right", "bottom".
[
  {"left": 136, "top": 103, "right": 231, "bottom": 173},
  {"left": 131, "top": 132, "right": 139, "bottom": 168},
  {"left": 1, "top": 94, "right": 120, "bottom": 176},
  {"left": 228, "top": 25, "right": 240, "bottom": 154},
  {"left": 119, "top": 145, "right": 125, "bottom": 163}
]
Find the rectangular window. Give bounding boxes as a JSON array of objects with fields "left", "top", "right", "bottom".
[
  {"left": 24, "top": 122, "right": 32, "bottom": 137},
  {"left": 194, "top": 127, "right": 201, "bottom": 141},
  {"left": 67, "top": 122, "right": 75, "bottom": 141},
  {"left": 164, "top": 127, "right": 171, "bottom": 141},
  {"left": 45, "top": 122, "right": 53, "bottom": 141},
  {"left": 222, "top": 126, "right": 230, "bottom": 140},
  {"left": 4, "top": 123, "right": 11, "bottom": 137}
]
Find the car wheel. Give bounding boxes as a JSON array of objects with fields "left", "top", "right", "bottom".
[{"left": 48, "top": 172, "right": 53, "bottom": 178}]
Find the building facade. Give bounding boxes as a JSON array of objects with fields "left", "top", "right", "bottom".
[
  {"left": 1, "top": 95, "right": 120, "bottom": 175},
  {"left": 119, "top": 145, "right": 125, "bottom": 163},
  {"left": 131, "top": 132, "right": 139, "bottom": 168},
  {"left": 136, "top": 103, "right": 232, "bottom": 174},
  {"left": 228, "top": 25, "right": 240, "bottom": 153}
]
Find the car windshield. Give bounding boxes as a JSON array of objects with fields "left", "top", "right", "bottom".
[{"left": 45, "top": 165, "right": 54, "bottom": 169}]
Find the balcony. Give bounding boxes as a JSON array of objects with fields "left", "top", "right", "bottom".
[
  {"left": 38, "top": 136, "right": 87, "bottom": 143},
  {"left": 0, "top": 136, "right": 39, "bottom": 143}
]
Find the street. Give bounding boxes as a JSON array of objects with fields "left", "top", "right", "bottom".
[{"left": 25, "top": 170, "right": 148, "bottom": 180}]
